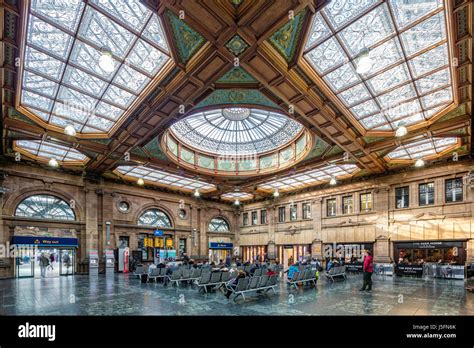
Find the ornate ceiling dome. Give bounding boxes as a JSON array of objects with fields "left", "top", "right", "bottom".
[{"left": 170, "top": 107, "right": 304, "bottom": 155}]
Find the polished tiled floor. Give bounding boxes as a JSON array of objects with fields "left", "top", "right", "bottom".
[{"left": 0, "top": 273, "right": 473, "bottom": 315}]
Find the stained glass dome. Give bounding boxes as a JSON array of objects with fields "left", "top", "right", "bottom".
[{"left": 170, "top": 108, "right": 304, "bottom": 155}]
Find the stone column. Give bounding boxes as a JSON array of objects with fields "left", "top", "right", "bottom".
[
  {"left": 84, "top": 187, "right": 99, "bottom": 272},
  {"left": 0, "top": 172, "right": 12, "bottom": 278},
  {"left": 374, "top": 186, "right": 392, "bottom": 263},
  {"left": 267, "top": 205, "right": 276, "bottom": 260},
  {"left": 311, "top": 197, "right": 323, "bottom": 259},
  {"left": 198, "top": 207, "right": 208, "bottom": 259}
]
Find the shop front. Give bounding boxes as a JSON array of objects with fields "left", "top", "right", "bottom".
[
  {"left": 323, "top": 242, "right": 374, "bottom": 272},
  {"left": 394, "top": 240, "right": 467, "bottom": 279},
  {"left": 12, "top": 235, "right": 78, "bottom": 278},
  {"left": 277, "top": 244, "right": 311, "bottom": 269},
  {"left": 240, "top": 245, "right": 267, "bottom": 263},
  {"left": 208, "top": 242, "right": 233, "bottom": 263}
]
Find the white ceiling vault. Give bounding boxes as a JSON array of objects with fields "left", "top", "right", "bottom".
[
  {"left": 304, "top": 0, "right": 454, "bottom": 132},
  {"left": 19, "top": 0, "right": 171, "bottom": 134}
]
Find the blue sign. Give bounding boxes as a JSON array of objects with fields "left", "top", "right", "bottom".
[
  {"left": 12, "top": 236, "right": 78, "bottom": 247},
  {"left": 154, "top": 230, "right": 164, "bottom": 236},
  {"left": 209, "top": 242, "right": 233, "bottom": 250}
]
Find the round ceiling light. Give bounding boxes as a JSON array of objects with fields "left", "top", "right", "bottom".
[
  {"left": 415, "top": 158, "right": 425, "bottom": 167},
  {"left": 99, "top": 47, "right": 115, "bottom": 73},
  {"left": 395, "top": 124, "right": 408, "bottom": 137},
  {"left": 356, "top": 49, "right": 373, "bottom": 75},
  {"left": 48, "top": 158, "right": 59, "bottom": 167},
  {"left": 64, "top": 124, "right": 77, "bottom": 136}
]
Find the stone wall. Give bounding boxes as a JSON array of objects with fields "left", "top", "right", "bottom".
[
  {"left": 238, "top": 161, "right": 474, "bottom": 263},
  {"left": 0, "top": 162, "right": 235, "bottom": 278}
]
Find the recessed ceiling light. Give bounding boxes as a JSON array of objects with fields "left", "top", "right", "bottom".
[
  {"left": 415, "top": 159, "right": 425, "bottom": 167},
  {"left": 99, "top": 47, "right": 115, "bottom": 73},
  {"left": 48, "top": 158, "right": 59, "bottom": 167},
  {"left": 64, "top": 124, "right": 77, "bottom": 136},
  {"left": 395, "top": 125, "right": 407, "bottom": 137},
  {"left": 137, "top": 178, "right": 144, "bottom": 185},
  {"left": 330, "top": 177, "right": 337, "bottom": 185},
  {"left": 356, "top": 49, "right": 373, "bottom": 75}
]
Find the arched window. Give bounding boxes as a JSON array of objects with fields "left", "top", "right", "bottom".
[
  {"left": 208, "top": 217, "right": 230, "bottom": 232},
  {"left": 138, "top": 209, "right": 172, "bottom": 228},
  {"left": 15, "top": 194, "right": 75, "bottom": 221}
]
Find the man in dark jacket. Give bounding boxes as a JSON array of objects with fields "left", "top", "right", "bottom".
[{"left": 360, "top": 251, "right": 374, "bottom": 291}]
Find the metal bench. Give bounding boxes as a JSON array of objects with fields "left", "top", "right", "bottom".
[
  {"left": 287, "top": 269, "right": 318, "bottom": 288},
  {"left": 325, "top": 266, "right": 347, "bottom": 282},
  {"left": 133, "top": 264, "right": 145, "bottom": 278},
  {"left": 226, "top": 275, "right": 279, "bottom": 301}
]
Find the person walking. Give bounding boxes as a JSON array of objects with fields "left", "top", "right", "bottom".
[
  {"left": 39, "top": 253, "right": 49, "bottom": 277},
  {"left": 360, "top": 251, "right": 374, "bottom": 291}
]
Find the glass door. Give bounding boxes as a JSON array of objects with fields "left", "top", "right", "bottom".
[
  {"left": 16, "top": 247, "right": 34, "bottom": 278},
  {"left": 60, "top": 249, "right": 75, "bottom": 276},
  {"left": 34, "top": 248, "right": 60, "bottom": 278}
]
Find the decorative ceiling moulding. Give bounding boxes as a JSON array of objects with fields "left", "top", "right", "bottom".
[
  {"left": 267, "top": 9, "right": 311, "bottom": 68},
  {"left": 14, "top": 0, "right": 176, "bottom": 139},
  {"left": 163, "top": 10, "right": 206, "bottom": 65},
  {"left": 191, "top": 89, "right": 282, "bottom": 111}
]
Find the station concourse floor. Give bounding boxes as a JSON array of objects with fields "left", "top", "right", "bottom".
[{"left": 0, "top": 273, "right": 473, "bottom": 316}]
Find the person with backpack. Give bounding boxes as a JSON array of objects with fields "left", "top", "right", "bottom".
[{"left": 39, "top": 253, "right": 49, "bottom": 277}]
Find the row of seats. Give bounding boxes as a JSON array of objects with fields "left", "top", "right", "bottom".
[
  {"left": 287, "top": 268, "right": 319, "bottom": 288},
  {"left": 225, "top": 275, "right": 279, "bottom": 300},
  {"left": 325, "top": 266, "right": 347, "bottom": 282},
  {"left": 195, "top": 271, "right": 234, "bottom": 292}
]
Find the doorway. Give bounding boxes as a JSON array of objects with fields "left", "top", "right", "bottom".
[
  {"left": 15, "top": 247, "right": 76, "bottom": 278},
  {"left": 283, "top": 247, "right": 294, "bottom": 270}
]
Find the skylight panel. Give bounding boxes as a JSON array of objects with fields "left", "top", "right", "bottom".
[
  {"left": 90, "top": 0, "right": 152, "bottom": 32},
  {"left": 389, "top": 0, "right": 443, "bottom": 29},
  {"left": 360, "top": 113, "right": 387, "bottom": 129},
  {"left": 25, "top": 107, "right": 50, "bottom": 121},
  {"left": 408, "top": 43, "right": 448, "bottom": 78},
  {"left": 387, "top": 137, "right": 458, "bottom": 160},
  {"left": 338, "top": 84, "right": 371, "bottom": 107},
  {"left": 116, "top": 166, "right": 216, "bottom": 192},
  {"left": 323, "top": 0, "right": 378, "bottom": 30},
  {"left": 23, "top": 71, "right": 59, "bottom": 98},
  {"left": 16, "top": 140, "right": 87, "bottom": 162},
  {"left": 420, "top": 88, "right": 452, "bottom": 109},
  {"left": 415, "top": 68, "right": 450, "bottom": 95},
  {"left": 127, "top": 39, "right": 168, "bottom": 75},
  {"left": 21, "top": 90, "right": 54, "bottom": 112},
  {"left": 24, "top": 47, "right": 65, "bottom": 80},
  {"left": 305, "top": 12, "right": 331, "bottom": 49},
  {"left": 62, "top": 66, "right": 108, "bottom": 95},
  {"left": 377, "top": 83, "right": 417, "bottom": 109},
  {"left": 143, "top": 15, "right": 169, "bottom": 52},
  {"left": 30, "top": 0, "right": 85, "bottom": 32},
  {"left": 338, "top": 3, "right": 395, "bottom": 57},
  {"left": 400, "top": 11, "right": 446, "bottom": 56},
  {"left": 350, "top": 99, "right": 379, "bottom": 119},
  {"left": 69, "top": 42, "right": 116, "bottom": 81},
  {"left": 102, "top": 86, "right": 136, "bottom": 108},
  {"left": 305, "top": 37, "right": 347, "bottom": 74},
  {"left": 366, "top": 63, "right": 410, "bottom": 95},
  {"left": 324, "top": 63, "right": 360, "bottom": 92},
  {"left": 28, "top": 16, "right": 74, "bottom": 59},
  {"left": 355, "top": 38, "right": 404, "bottom": 78}
]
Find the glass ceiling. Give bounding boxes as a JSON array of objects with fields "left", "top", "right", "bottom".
[
  {"left": 220, "top": 192, "right": 254, "bottom": 201},
  {"left": 116, "top": 165, "right": 216, "bottom": 192},
  {"left": 258, "top": 163, "right": 359, "bottom": 191},
  {"left": 170, "top": 108, "right": 304, "bottom": 155},
  {"left": 15, "top": 140, "right": 88, "bottom": 163},
  {"left": 20, "top": 0, "right": 170, "bottom": 134},
  {"left": 387, "top": 137, "right": 459, "bottom": 160},
  {"left": 304, "top": 0, "right": 453, "bottom": 131}
]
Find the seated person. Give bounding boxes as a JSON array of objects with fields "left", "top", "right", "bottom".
[
  {"left": 225, "top": 270, "right": 246, "bottom": 298},
  {"left": 287, "top": 262, "right": 300, "bottom": 281},
  {"left": 266, "top": 268, "right": 276, "bottom": 276}
]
